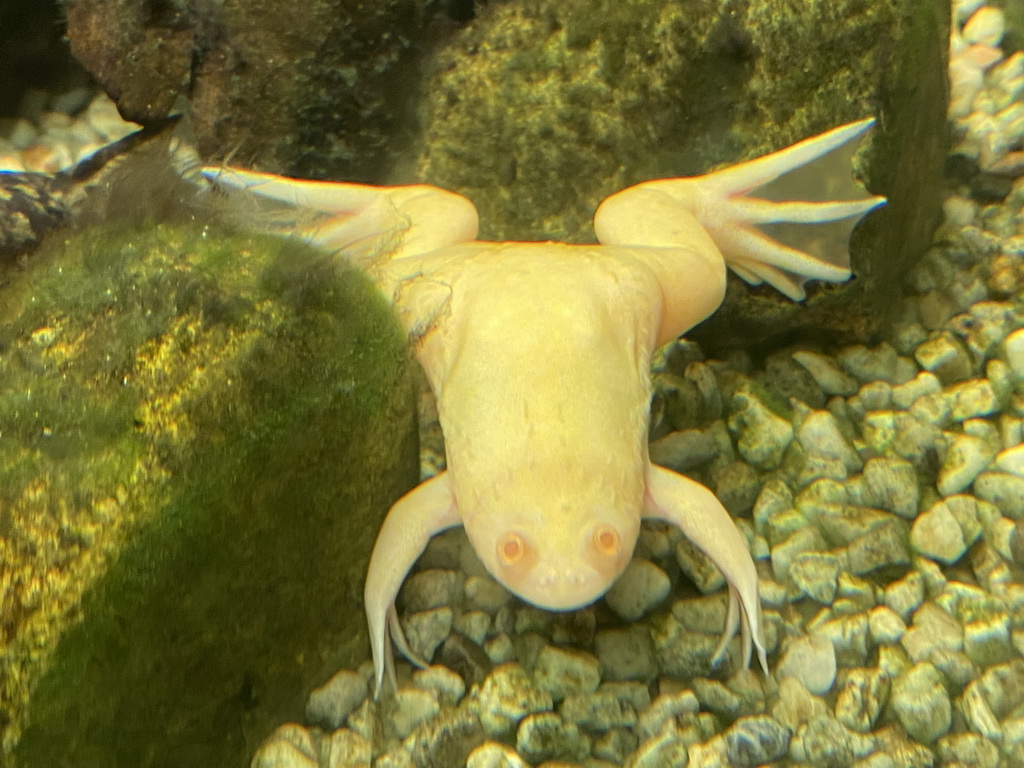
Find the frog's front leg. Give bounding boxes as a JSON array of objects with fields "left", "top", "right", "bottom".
[
  {"left": 363, "top": 472, "right": 461, "bottom": 698},
  {"left": 595, "top": 118, "right": 886, "bottom": 322},
  {"left": 644, "top": 466, "right": 767, "bottom": 673},
  {"left": 201, "top": 166, "right": 479, "bottom": 263}
]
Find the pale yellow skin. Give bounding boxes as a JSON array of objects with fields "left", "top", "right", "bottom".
[{"left": 203, "top": 119, "right": 884, "bottom": 696}]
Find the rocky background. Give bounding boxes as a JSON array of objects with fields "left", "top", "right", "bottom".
[{"left": 7, "top": 0, "right": 1024, "bottom": 767}]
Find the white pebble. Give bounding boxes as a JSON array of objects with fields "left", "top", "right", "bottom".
[
  {"left": 891, "top": 663, "right": 952, "bottom": 742},
  {"left": 324, "top": 729, "right": 372, "bottom": 768},
  {"left": 251, "top": 725, "right": 318, "bottom": 768},
  {"left": 1004, "top": 328, "right": 1024, "bottom": 377},
  {"left": 305, "top": 669, "right": 368, "bottom": 729},
  {"left": 994, "top": 443, "right": 1024, "bottom": 476},
  {"left": 792, "top": 351, "right": 858, "bottom": 396},
  {"left": 776, "top": 634, "right": 837, "bottom": 695},
  {"left": 869, "top": 606, "right": 907, "bottom": 645},
  {"left": 964, "top": 7, "right": 1005, "bottom": 48},
  {"left": 392, "top": 687, "right": 440, "bottom": 738},
  {"left": 942, "top": 196, "right": 978, "bottom": 228}
]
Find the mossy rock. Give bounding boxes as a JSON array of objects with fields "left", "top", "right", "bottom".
[
  {"left": 413, "top": 0, "right": 950, "bottom": 350},
  {"left": 0, "top": 172, "right": 418, "bottom": 766}
]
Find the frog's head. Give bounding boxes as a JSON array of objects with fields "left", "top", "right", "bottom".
[{"left": 461, "top": 487, "right": 642, "bottom": 611}]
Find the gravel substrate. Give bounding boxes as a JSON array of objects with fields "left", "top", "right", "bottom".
[
  {"left": 250, "top": 5, "right": 1024, "bottom": 766},
  {"left": 4, "top": 3, "right": 1024, "bottom": 767}
]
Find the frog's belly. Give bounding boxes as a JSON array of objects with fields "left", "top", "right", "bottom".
[{"left": 431, "top": 246, "right": 659, "bottom": 520}]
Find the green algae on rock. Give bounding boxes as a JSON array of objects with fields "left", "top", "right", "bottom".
[
  {"left": 411, "top": 0, "right": 948, "bottom": 349},
  {"left": 1, "top": 203, "right": 418, "bottom": 766}
]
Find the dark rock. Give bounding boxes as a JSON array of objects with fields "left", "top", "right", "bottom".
[{"left": 435, "top": 632, "right": 493, "bottom": 690}]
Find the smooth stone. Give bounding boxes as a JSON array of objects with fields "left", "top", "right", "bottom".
[
  {"left": 401, "top": 569, "right": 462, "bottom": 613},
  {"left": 1004, "top": 327, "right": 1024, "bottom": 376},
  {"left": 836, "top": 343, "right": 910, "bottom": 384},
  {"left": 812, "top": 614, "right": 870, "bottom": 666},
  {"left": 601, "top": 681, "right": 652, "bottom": 713},
  {"left": 401, "top": 707, "right": 486, "bottom": 768},
  {"left": 373, "top": 748, "right": 414, "bottom": 768},
  {"left": 305, "top": 669, "right": 368, "bottom": 730},
  {"left": 770, "top": 527, "right": 829, "bottom": 584},
  {"left": 960, "top": 680, "right": 1004, "bottom": 745},
  {"left": 464, "top": 575, "right": 512, "bottom": 612},
  {"left": 605, "top": 558, "right": 671, "bottom": 621},
  {"left": 911, "top": 502, "right": 970, "bottom": 563},
  {"left": 909, "top": 391, "right": 952, "bottom": 426},
  {"left": 796, "top": 478, "right": 850, "bottom": 509},
  {"left": 752, "top": 479, "right": 794, "bottom": 533},
  {"left": 891, "top": 662, "right": 952, "bottom": 742},
  {"left": 391, "top": 687, "right": 440, "bottom": 739},
  {"left": 776, "top": 635, "right": 837, "bottom": 695},
  {"left": 795, "top": 454, "right": 849, "bottom": 486},
  {"left": 649, "top": 428, "right": 719, "bottom": 472},
  {"left": 993, "top": 443, "right": 1024, "bottom": 476},
  {"left": 791, "top": 351, "right": 858, "bottom": 396}
]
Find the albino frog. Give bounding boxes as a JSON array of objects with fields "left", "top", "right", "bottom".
[{"left": 203, "top": 118, "right": 885, "bottom": 696}]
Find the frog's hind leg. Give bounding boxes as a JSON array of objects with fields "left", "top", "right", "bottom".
[
  {"left": 201, "top": 166, "right": 479, "bottom": 262},
  {"left": 595, "top": 118, "right": 885, "bottom": 302}
]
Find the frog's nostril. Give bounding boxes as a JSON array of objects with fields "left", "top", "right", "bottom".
[
  {"left": 498, "top": 531, "right": 526, "bottom": 565},
  {"left": 592, "top": 524, "right": 620, "bottom": 557}
]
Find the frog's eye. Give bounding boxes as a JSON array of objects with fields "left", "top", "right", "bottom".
[
  {"left": 592, "top": 524, "right": 620, "bottom": 557},
  {"left": 498, "top": 531, "right": 527, "bottom": 565}
]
